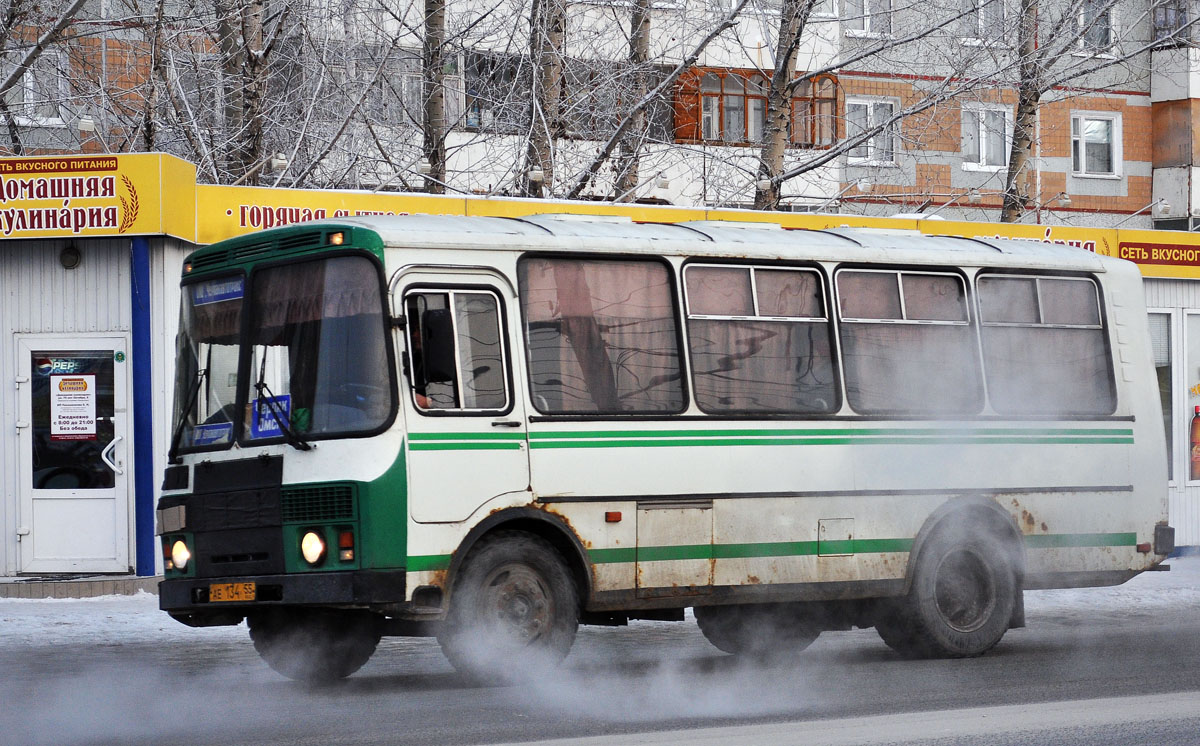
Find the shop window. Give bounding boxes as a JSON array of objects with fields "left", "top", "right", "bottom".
[
  {"left": 674, "top": 69, "right": 838, "bottom": 148},
  {"left": 1149, "top": 312, "right": 1173, "bottom": 480}
]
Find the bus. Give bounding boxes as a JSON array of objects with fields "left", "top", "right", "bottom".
[{"left": 157, "top": 214, "right": 1173, "bottom": 682}]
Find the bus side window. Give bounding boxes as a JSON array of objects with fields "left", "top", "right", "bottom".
[
  {"left": 837, "top": 269, "right": 983, "bottom": 415},
  {"left": 405, "top": 290, "right": 509, "bottom": 412},
  {"left": 978, "top": 275, "right": 1114, "bottom": 414}
]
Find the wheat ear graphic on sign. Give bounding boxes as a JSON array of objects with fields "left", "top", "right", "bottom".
[{"left": 118, "top": 175, "right": 139, "bottom": 233}]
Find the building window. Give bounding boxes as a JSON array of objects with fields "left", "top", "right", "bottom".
[
  {"left": 962, "top": 106, "right": 1010, "bottom": 169},
  {"left": 846, "top": 99, "right": 897, "bottom": 163},
  {"left": 844, "top": 0, "right": 893, "bottom": 35},
  {"left": 962, "top": 0, "right": 1004, "bottom": 41},
  {"left": 1071, "top": 113, "right": 1120, "bottom": 176},
  {"left": 1154, "top": 0, "right": 1193, "bottom": 43},
  {"left": 1078, "top": 0, "right": 1113, "bottom": 52},
  {"left": 675, "top": 69, "right": 837, "bottom": 148},
  {"left": 464, "top": 51, "right": 529, "bottom": 134},
  {"left": 10, "top": 50, "right": 68, "bottom": 126}
]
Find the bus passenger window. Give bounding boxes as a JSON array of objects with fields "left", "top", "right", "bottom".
[
  {"left": 519, "top": 257, "right": 684, "bottom": 414},
  {"left": 405, "top": 291, "right": 508, "bottom": 412},
  {"left": 684, "top": 264, "right": 836, "bottom": 414},
  {"left": 837, "top": 269, "right": 982, "bottom": 415},
  {"left": 978, "top": 275, "right": 1114, "bottom": 414}
]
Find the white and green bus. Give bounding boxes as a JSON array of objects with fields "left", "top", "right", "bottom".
[{"left": 158, "top": 214, "right": 1173, "bottom": 682}]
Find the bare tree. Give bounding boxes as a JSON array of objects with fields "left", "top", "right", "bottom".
[{"left": 0, "top": 0, "right": 87, "bottom": 154}]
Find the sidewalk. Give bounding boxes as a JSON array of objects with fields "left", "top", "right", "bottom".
[{"left": 0, "top": 575, "right": 160, "bottom": 599}]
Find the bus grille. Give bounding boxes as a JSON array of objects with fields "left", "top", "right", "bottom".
[{"left": 281, "top": 484, "right": 355, "bottom": 522}]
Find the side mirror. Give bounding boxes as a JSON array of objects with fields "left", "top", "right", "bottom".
[{"left": 419, "top": 308, "right": 456, "bottom": 383}]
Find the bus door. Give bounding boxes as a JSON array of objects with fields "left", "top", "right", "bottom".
[{"left": 395, "top": 273, "right": 529, "bottom": 523}]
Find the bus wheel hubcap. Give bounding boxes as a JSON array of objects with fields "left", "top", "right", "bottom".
[
  {"left": 484, "top": 565, "right": 550, "bottom": 643},
  {"left": 935, "top": 549, "right": 994, "bottom": 633}
]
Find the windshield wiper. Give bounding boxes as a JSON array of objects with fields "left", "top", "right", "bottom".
[
  {"left": 253, "top": 351, "right": 313, "bottom": 452},
  {"left": 168, "top": 368, "right": 206, "bottom": 464}
]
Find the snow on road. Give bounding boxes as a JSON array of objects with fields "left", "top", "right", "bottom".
[{"left": 1, "top": 557, "right": 1198, "bottom": 650}]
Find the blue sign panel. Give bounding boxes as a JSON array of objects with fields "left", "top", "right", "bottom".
[
  {"left": 190, "top": 422, "right": 233, "bottom": 446},
  {"left": 191, "top": 276, "right": 245, "bottom": 306},
  {"left": 249, "top": 395, "right": 291, "bottom": 439}
]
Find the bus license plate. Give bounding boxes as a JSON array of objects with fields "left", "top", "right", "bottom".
[{"left": 209, "top": 582, "right": 255, "bottom": 602}]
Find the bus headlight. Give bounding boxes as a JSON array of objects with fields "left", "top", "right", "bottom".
[
  {"left": 300, "top": 531, "right": 326, "bottom": 566},
  {"left": 171, "top": 540, "right": 191, "bottom": 571}
]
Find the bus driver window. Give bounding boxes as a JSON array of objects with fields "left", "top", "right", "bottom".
[{"left": 404, "top": 290, "right": 509, "bottom": 412}]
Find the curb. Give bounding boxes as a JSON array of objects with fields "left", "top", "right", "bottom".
[{"left": 0, "top": 576, "right": 160, "bottom": 599}]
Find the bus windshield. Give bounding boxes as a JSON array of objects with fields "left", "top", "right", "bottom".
[{"left": 171, "top": 255, "right": 393, "bottom": 452}]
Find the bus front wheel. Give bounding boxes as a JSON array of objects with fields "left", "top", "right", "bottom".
[
  {"left": 248, "top": 608, "right": 382, "bottom": 683},
  {"left": 876, "top": 528, "right": 1016, "bottom": 658},
  {"left": 695, "top": 603, "right": 820, "bottom": 657},
  {"left": 438, "top": 530, "right": 579, "bottom": 682}
]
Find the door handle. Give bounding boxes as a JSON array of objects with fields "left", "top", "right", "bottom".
[
  {"left": 491, "top": 420, "right": 522, "bottom": 428},
  {"left": 100, "top": 435, "right": 124, "bottom": 476}
]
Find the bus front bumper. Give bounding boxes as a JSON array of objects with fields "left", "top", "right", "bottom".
[{"left": 159, "top": 569, "right": 407, "bottom": 624}]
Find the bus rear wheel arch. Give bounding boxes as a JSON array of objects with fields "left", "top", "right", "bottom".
[
  {"left": 876, "top": 522, "right": 1018, "bottom": 658},
  {"left": 247, "top": 608, "right": 383, "bottom": 683},
  {"left": 437, "top": 529, "right": 580, "bottom": 682}
]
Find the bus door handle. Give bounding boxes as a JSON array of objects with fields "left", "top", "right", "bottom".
[
  {"left": 491, "top": 420, "right": 522, "bottom": 428},
  {"left": 101, "top": 435, "right": 125, "bottom": 476}
]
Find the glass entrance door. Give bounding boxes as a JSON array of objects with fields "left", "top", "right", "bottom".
[{"left": 16, "top": 337, "right": 130, "bottom": 573}]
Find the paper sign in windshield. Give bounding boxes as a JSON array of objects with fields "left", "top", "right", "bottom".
[
  {"left": 250, "top": 395, "right": 290, "bottom": 439},
  {"left": 51, "top": 374, "right": 96, "bottom": 440}
]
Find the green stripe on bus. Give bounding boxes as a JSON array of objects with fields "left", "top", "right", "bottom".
[
  {"left": 409, "top": 432, "right": 526, "bottom": 441},
  {"left": 1023, "top": 532, "right": 1138, "bottom": 548},
  {"left": 529, "top": 427, "right": 1133, "bottom": 440},
  {"left": 409, "top": 442, "right": 524, "bottom": 451},
  {"left": 418, "top": 532, "right": 1135, "bottom": 572},
  {"left": 409, "top": 443, "right": 522, "bottom": 451},
  {"left": 407, "top": 554, "right": 451, "bottom": 571},
  {"left": 585, "top": 533, "right": 1133, "bottom": 565},
  {"left": 587, "top": 547, "right": 637, "bottom": 564},
  {"left": 529, "top": 436, "right": 1132, "bottom": 449}
]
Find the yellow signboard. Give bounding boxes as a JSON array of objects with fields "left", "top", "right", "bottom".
[
  {"left": 6, "top": 152, "right": 1200, "bottom": 282},
  {"left": 0, "top": 153, "right": 195, "bottom": 241}
]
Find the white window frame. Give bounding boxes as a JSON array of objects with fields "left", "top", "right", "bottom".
[
  {"left": 844, "top": 0, "right": 893, "bottom": 37},
  {"left": 845, "top": 97, "right": 899, "bottom": 165},
  {"left": 961, "top": 0, "right": 1005, "bottom": 43},
  {"left": 1148, "top": 308, "right": 1177, "bottom": 486},
  {"left": 13, "top": 50, "right": 68, "bottom": 128},
  {"left": 1071, "top": 111, "right": 1122, "bottom": 178},
  {"left": 961, "top": 105, "right": 1012, "bottom": 172},
  {"left": 1077, "top": 0, "right": 1115, "bottom": 55}
]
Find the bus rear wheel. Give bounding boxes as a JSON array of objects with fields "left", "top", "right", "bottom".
[
  {"left": 695, "top": 603, "right": 821, "bottom": 657},
  {"left": 248, "top": 608, "right": 382, "bottom": 683},
  {"left": 438, "top": 531, "right": 579, "bottom": 683},
  {"left": 876, "top": 528, "right": 1016, "bottom": 658}
]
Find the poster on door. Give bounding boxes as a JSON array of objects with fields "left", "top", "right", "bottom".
[{"left": 50, "top": 374, "right": 97, "bottom": 440}]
